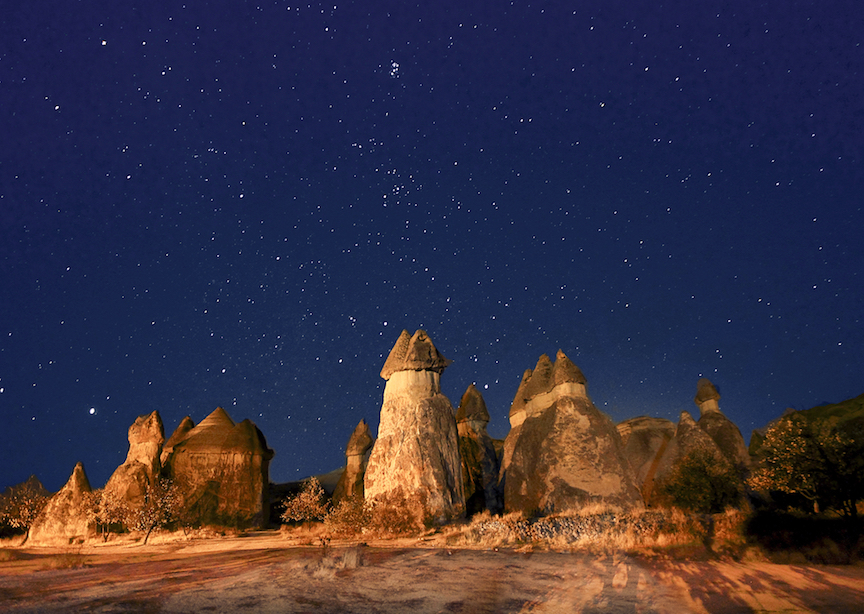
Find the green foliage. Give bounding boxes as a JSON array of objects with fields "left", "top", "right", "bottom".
[
  {"left": 281, "top": 478, "right": 329, "bottom": 523},
  {"left": 748, "top": 415, "right": 864, "bottom": 517},
  {"left": 661, "top": 449, "right": 741, "bottom": 514}
]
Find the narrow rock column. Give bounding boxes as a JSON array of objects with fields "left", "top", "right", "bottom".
[{"left": 364, "top": 330, "right": 465, "bottom": 525}]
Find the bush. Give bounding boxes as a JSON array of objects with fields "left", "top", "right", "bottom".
[
  {"left": 324, "top": 497, "right": 372, "bottom": 536},
  {"left": 661, "top": 449, "right": 741, "bottom": 514},
  {"left": 281, "top": 478, "right": 329, "bottom": 523}
]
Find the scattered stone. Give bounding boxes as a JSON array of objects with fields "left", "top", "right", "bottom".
[
  {"left": 28, "top": 462, "right": 93, "bottom": 545},
  {"left": 456, "top": 384, "right": 503, "bottom": 515},
  {"left": 500, "top": 350, "right": 643, "bottom": 515},
  {"left": 332, "top": 419, "right": 374, "bottom": 504},
  {"left": 365, "top": 330, "right": 465, "bottom": 524}
]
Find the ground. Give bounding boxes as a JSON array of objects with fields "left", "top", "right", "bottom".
[{"left": 1, "top": 531, "right": 863, "bottom": 613}]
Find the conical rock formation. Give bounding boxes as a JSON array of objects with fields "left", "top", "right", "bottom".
[
  {"left": 29, "top": 462, "right": 93, "bottom": 545},
  {"left": 500, "top": 351, "right": 642, "bottom": 514},
  {"left": 365, "top": 330, "right": 465, "bottom": 525},
  {"left": 333, "top": 419, "right": 374, "bottom": 504},
  {"left": 162, "top": 407, "right": 274, "bottom": 528},
  {"left": 456, "top": 384, "right": 502, "bottom": 515}
]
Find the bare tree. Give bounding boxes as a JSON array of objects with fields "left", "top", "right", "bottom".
[{"left": 133, "top": 477, "right": 180, "bottom": 544}]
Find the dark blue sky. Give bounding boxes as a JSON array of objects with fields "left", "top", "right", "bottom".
[{"left": 2, "top": 1, "right": 862, "bottom": 491}]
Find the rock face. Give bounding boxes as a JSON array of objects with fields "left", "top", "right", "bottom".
[
  {"left": 500, "top": 351, "right": 643, "bottom": 515},
  {"left": 646, "top": 410, "right": 731, "bottom": 507},
  {"left": 693, "top": 378, "right": 751, "bottom": 472},
  {"left": 364, "top": 330, "right": 465, "bottom": 524},
  {"left": 162, "top": 407, "right": 274, "bottom": 528},
  {"left": 29, "top": 462, "right": 93, "bottom": 545},
  {"left": 617, "top": 416, "right": 676, "bottom": 504},
  {"left": 456, "top": 384, "right": 503, "bottom": 515},
  {"left": 332, "top": 419, "right": 374, "bottom": 504},
  {"left": 104, "top": 411, "right": 165, "bottom": 508}
]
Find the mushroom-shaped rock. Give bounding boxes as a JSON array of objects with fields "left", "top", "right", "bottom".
[
  {"left": 692, "top": 379, "right": 751, "bottom": 472},
  {"left": 104, "top": 411, "right": 165, "bottom": 508},
  {"left": 333, "top": 420, "right": 375, "bottom": 504},
  {"left": 365, "top": 330, "right": 464, "bottom": 524},
  {"left": 500, "top": 351, "right": 642, "bottom": 515},
  {"left": 162, "top": 407, "right": 274, "bottom": 528},
  {"left": 380, "top": 329, "right": 452, "bottom": 379},
  {"left": 29, "top": 462, "right": 94, "bottom": 546},
  {"left": 694, "top": 378, "right": 722, "bottom": 414},
  {"left": 456, "top": 384, "right": 503, "bottom": 515}
]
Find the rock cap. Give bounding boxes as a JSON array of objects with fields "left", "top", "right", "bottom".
[
  {"left": 380, "top": 329, "right": 452, "bottom": 379},
  {"left": 456, "top": 384, "right": 490, "bottom": 424}
]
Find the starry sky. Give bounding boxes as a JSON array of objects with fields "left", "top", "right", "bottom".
[{"left": 2, "top": 1, "right": 862, "bottom": 492}]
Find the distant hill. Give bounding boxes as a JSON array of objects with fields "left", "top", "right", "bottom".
[{"left": 750, "top": 392, "right": 864, "bottom": 454}]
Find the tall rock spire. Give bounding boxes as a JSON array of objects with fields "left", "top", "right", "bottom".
[{"left": 365, "top": 329, "right": 464, "bottom": 525}]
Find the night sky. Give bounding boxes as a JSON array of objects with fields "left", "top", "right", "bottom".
[{"left": 2, "top": 1, "right": 862, "bottom": 492}]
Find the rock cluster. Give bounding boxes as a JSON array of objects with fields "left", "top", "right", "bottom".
[
  {"left": 364, "top": 330, "right": 465, "bottom": 524},
  {"left": 619, "top": 378, "right": 749, "bottom": 506},
  {"left": 500, "top": 351, "right": 643, "bottom": 515},
  {"left": 162, "top": 407, "right": 275, "bottom": 528}
]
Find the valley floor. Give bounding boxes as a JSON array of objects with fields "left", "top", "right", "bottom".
[{"left": 1, "top": 531, "right": 863, "bottom": 613}]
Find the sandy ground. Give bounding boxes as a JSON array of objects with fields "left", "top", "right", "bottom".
[{"left": 2, "top": 532, "right": 864, "bottom": 613}]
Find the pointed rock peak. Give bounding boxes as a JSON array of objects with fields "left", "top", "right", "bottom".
[
  {"left": 456, "top": 383, "right": 490, "bottom": 423},
  {"left": 67, "top": 462, "right": 93, "bottom": 494},
  {"left": 228, "top": 420, "right": 275, "bottom": 458},
  {"left": 522, "top": 354, "right": 554, "bottom": 399},
  {"left": 346, "top": 419, "right": 374, "bottom": 456},
  {"left": 129, "top": 410, "right": 165, "bottom": 445},
  {"left": 198, "top": 406, "right": 236, "bottom": 430},
  {"left": 552, "top": 349, "right": 587, "bottom": 387},
  {"left": 678, "top": 411, "right": 698, "bottom": 428},
  {"left": 166, "top": 416, "right": 195, "bottom": 446},
  {"left": 694, "top": 378, "right": 721, "bottom": 405},
  {"left": 380, "top": 329, "right": 452, "bottom": 379},
  {"left": 380, "top": 329, "right": 412, "bottom": 379}
]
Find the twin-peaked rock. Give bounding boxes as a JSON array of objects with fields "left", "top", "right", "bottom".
[
  {"left": 364, "top": 330, "right": 465, "bottom": 524},
  {"left": 500, "top": 351, "right": 642, "bottom": 515},
  {"left": 456, "top": 384, "right": 503, "bottom": 515},
  {"left": 162, "top": 407, "right": 274, "bottom": 528},
  {"left": 29, "top": 462, "right": 93, "bottom": 545},
  {"left": 104, "top": 410, "right": 165, "bottom": 508},
  {"left": 332, "top": 419, "right": 374, "bottom": 504}
]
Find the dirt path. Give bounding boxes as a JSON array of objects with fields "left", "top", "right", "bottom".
[{"left": 2, "top": 535, "right": 863, "bottom": 613}]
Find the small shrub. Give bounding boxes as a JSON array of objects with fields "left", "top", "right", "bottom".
[
  {"left": 660, "top": 449, "right": 741, "bottom": 514},
  {"left": 324, "top": 497, "right": 372, "bottom": 536},
  {"left": 281, "top": 478, "right": 329, "bottom": 524},
  {"left": 41, "top": 550, "right": 87, "bottom": 570}
]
